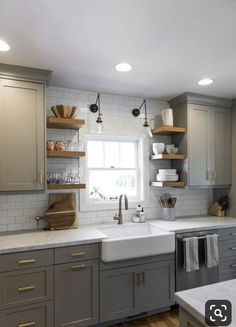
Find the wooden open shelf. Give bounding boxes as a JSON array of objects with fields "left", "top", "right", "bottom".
[
  {"left": 47, "top": 151, "right": 85, "bottom": 158},
  {"left": 151, "top": 181, "right": 185, "bottom": 188},
  {"left": 151, "top": 154, "right": 186, "bottom": 160},
  {"left": 47, "top": 117, "right": 85, "bottom": 130},
  {"left": 152, "top": 126, "right": 187, "bottom": 135},
  {"left": 47, "top": 183, "right": 86, "bottom": 190}
]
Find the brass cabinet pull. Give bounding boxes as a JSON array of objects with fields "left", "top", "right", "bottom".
[
  {"left": 39, "top": 170, "right": 43, "bottom": 184},
  {"left": 18, "top": 285, "right": 36, "bottom": 292},
  {"left": 18, "top": 259, "right": 36, "bottom": 265},
  {"left": 140, "top": 272, "right": 145, "bottom": 285},
  {"left": 135, "top": 273, "right": 140, "bottom": 286},
  {"left": 70, "top": 251, "right": 86, "bottom": 257},
  {"left": 231, "top": 264, "right": 236, "bottom": 267},
  {"left": 18, "top": 322, "right": 36, "bottom": 327},
  {"left": 70, "top": 264, "right": 86, "bottom": 270}
]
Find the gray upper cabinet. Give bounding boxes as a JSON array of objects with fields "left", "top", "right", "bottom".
[
  {"left": 188, "top": 104, "right": 231, "bottom": 186},
  {"left": 0, "top": 64, "right": 51, "bottom": 192},
  {"left": 170, "top": 93, "right": 232, "bottom": 187},
  {"left": 55, "top": 259, "right": 99, "bottom": 327}
]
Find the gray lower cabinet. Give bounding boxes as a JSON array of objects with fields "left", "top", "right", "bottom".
[
  {"left": 0, "top": 248, "right": 54, "bottom": 327},
  {"left": 0, "top": 301, "right": 53, "bottom": 327},
  {"left": 219, "top": 228, "right": 236, "bottom": 281},
  {"left": 100, "top": 258, "right": 174, "bottom": 323},
  {"left": 100, "top": 265, "right": 137, "bottom": 322},
  {"left": 55, "top": 259, "right": 99, "bottom": 327}
]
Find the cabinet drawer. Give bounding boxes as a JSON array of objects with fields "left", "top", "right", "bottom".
[
  {"left": 0, "top": 249, "right": 53, "bottom": 272},
  {"left": 55, "top": 243, "right": 99, "bottom": 264},
  {"left": 219, "top": 227, "right": 236, "bottom": 241},
  {"left": 219, "top": 271, "right": 236, "bottom": 282},
  {"left": 0, "top": 266, "right": 53, "bottom": 310},
  {"left": 219, "top": 239, "right": 236, "bottom": 258},
  {"left": 0, "top": 301, "right": 53, "bottom": 327},
  {"left": 219, "top": 257, "right": 236, "bottom": 274}
]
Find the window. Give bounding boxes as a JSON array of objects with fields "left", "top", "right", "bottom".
[{"left": 86, "top": 136, "right": 143, "bottom": 205}]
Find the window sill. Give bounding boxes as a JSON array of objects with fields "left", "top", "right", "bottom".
[{"left": 80, "top": 199, "right": 147, "bottom": 212}]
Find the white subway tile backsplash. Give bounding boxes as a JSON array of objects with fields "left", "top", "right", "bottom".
[{"left": 0, "top": 86, "right": 213, "bottom": 231}]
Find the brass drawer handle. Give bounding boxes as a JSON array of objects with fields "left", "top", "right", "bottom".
[
  {"left": 18, "top": 322, "right": 36, "bottom": 327},
  {"left": 70, "top": 264, "right": 86, "bottom": 270},
  {"left": 140, "top": 272, "right": 145, "bottom": 285},
  {"left": 18, "top": 259, "right": 36, "bottom": 265},
  {"left": 18, "top": 285, "right": 36, "bottom": 292},
  {"left": 231, "top": 264, "right": 236, "bottom": 267},
  {"left": 70, "top": 251, "right": 86, "bottom": 257}
]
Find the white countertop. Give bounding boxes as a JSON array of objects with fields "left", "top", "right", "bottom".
[
  {"left": 0, "top": 216, "right": 236, "bottom": 254},
  {"left": 151, "top": 216, "right": 236, "bottom": 233},
  {"left": 175, "top": 279, "right": 236, "bottom": 327},
  {"left": 0, "top": 225, "right": 105, "bottom": 254}
]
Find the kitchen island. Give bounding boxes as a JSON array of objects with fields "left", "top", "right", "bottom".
[{"left": 176, "top": 279, "right": 236, "bottom": 326}]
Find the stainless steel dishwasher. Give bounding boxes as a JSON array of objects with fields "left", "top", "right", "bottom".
[{"left": 175, "top": 230, "right": 219, "bottom": 291}]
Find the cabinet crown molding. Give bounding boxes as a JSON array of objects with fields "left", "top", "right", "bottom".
[
  {"left": 169, "top": 92, "right": 232, "bottom": 109},
  {"left": 0, "top": 63, "right": 52, "bottom": 85}
]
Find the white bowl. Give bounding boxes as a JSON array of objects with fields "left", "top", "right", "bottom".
[
  {"left": 166, "top": 147, "right": 178, "bottom": 154},
  {"left": 166, "top": 144, "right": 175, "bottom": 148},
  {"left": 159, "top": 169, "right": 177, "bottom": 175},
  {"left": 152, "top": 143, "right": 165, "bottom": 155},
  {"left": 156, "top": 174, "right": 179, "bottom": 182}
]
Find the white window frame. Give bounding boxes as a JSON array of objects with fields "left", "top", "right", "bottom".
[{"left": 80, "top": 134, "right": 148, "bottom": 211}]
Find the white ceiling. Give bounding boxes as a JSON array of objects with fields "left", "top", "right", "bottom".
[{"left": 1, "top": 0, "right": 236, "bottom": 100}]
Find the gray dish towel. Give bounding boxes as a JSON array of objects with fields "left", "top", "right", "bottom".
[
  {"left": 205, "top": 234, "right": 219, "bottom": 268},
  {"left": 184, "top": 237, "right": 199, "bottom": 272}
]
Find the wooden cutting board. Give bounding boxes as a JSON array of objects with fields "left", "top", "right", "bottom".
[{"left": 46, "top": 193, "right": 79, "bottom": 229}]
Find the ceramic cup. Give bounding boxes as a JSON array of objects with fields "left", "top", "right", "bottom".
[
  {"left": 162, "top": 108, "right": 173, "bottom": 126},
  {"left": 153, "top": 143, "right": 165, "bottom": 155}
]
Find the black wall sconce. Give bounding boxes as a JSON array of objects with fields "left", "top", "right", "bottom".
[
  {"left": 132, "top": 99, "right": 153, "bottom": 137},
  {"left": 90, "top": 93, "right": 104, "bottom": 133},
  {"left": 90, "top": 93, "right": 103, "bottom": 123}
]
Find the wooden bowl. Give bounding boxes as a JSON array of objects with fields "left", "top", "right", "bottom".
[{"left": 51, "top": 105, "right": 78, "bottom": 119}]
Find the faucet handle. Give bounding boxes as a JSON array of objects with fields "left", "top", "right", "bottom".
[{"left": 113, "top": 213, "right": 119, "bottom": 221}]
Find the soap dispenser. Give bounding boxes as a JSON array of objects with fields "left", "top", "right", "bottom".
[{"left": 139, "top": 208, "right": 145, "bottom": 223}]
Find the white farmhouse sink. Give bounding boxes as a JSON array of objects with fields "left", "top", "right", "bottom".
[{"left": 98, "top": 223, "right": 175, "bottom": 262}]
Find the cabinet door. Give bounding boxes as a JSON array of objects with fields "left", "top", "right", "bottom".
[
  {"left": 213, "top": 108, "right": 231, "bottom": 185},
  {"left": 0, "top": 301, "right": 53, "bottom": 327},
  {"left": 136, "top": 260, "right": 175, "bottom": 312},
  {"left": 188, "top": 105, "right": 212, "bottom": 186},
  {"left": 55, "top": 260, "right": 98, "bottom": 327},
  {"left": 0, "top": 78, "right": 45, "bottom": 191},
  {"left": 100, "top": 266, "right": 137, "bottom": 322}
]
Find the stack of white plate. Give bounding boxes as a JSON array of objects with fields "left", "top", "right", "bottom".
[{"left": 156, "top": 169, "right": 179, "bottom": 182}]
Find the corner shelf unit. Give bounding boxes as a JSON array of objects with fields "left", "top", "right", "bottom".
[
  {"left": 47, "top": 183, "right": 86, "bottom": 190},
  {"left": 47, "top": 117, "right": 85, "bottom": 130},
  {"left": 47, "top": 151, "right": 85, "bottom": 158},
  {"left": 151, "top": 181, "right": 185, "bottom": 188},
  {"left": 151, "top": 125, "right": 187, "bottom": 188},
  {"left": 46, "top": 116, "right": 86, "bottom": 190},
  {"left": 151, "top": 154, "right": 186, "bottom": 160},
  {"left": 151, "top": 126, "right": 187, "bottom": 135}
]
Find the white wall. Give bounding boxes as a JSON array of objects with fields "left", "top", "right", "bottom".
[{"left": 0, "top": 86, "right": 213, "bottom": 231}]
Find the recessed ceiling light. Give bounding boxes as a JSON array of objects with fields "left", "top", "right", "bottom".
[
  {"left": 198, "top": 78, "right": 213, "bottom": 86},
  {"left": 0, "top": 40, "right": 10, "bottom": 52},
  {"left": 115, "top": 62, "right": 132, "bottom": 72}
]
